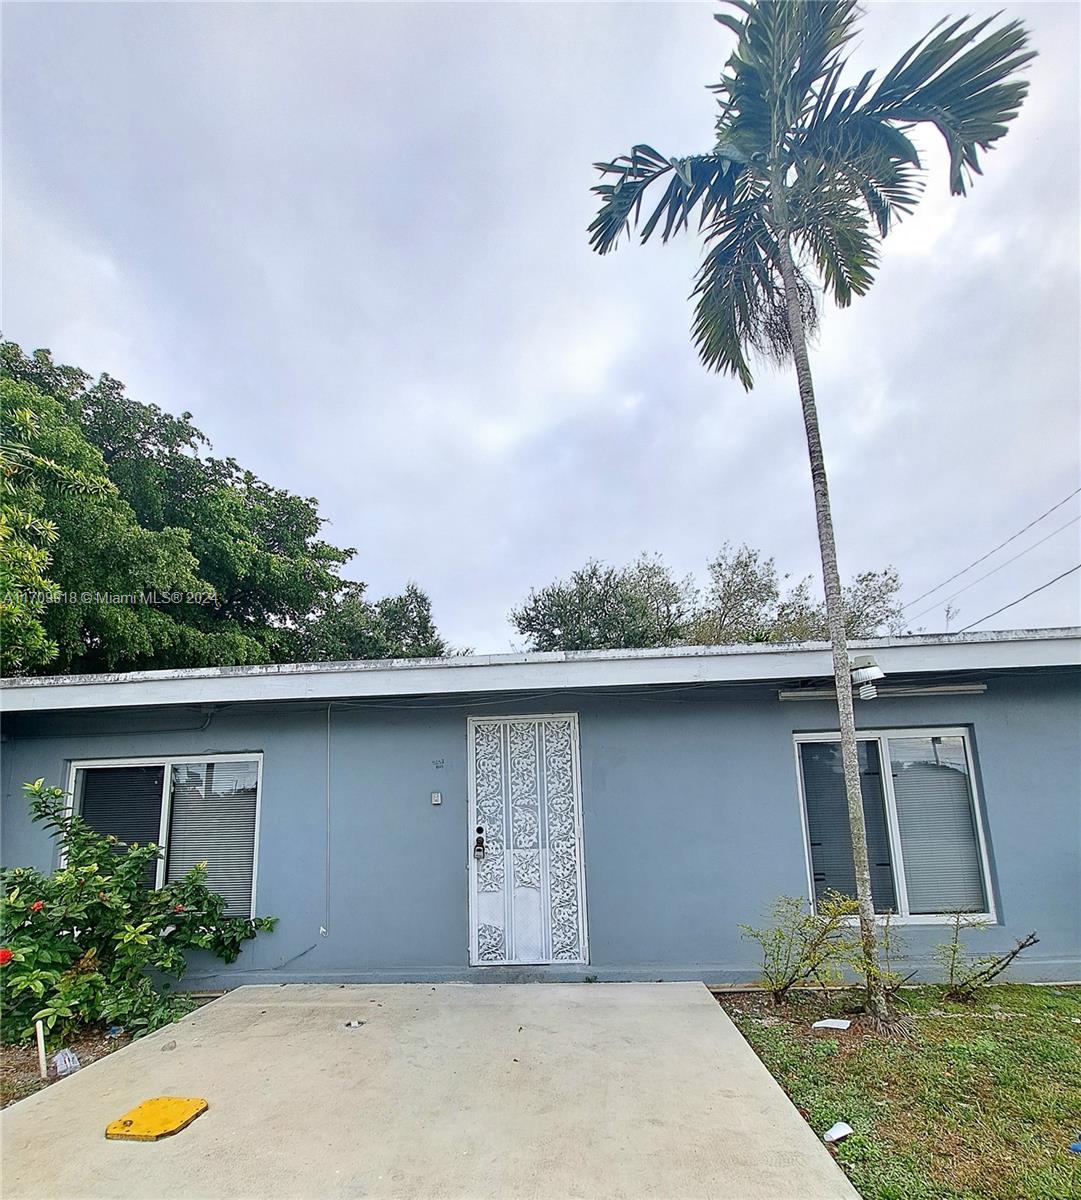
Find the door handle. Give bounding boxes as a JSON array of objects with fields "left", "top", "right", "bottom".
[{"left": 473, "top": 826, "right": 485, "bottom": 860}]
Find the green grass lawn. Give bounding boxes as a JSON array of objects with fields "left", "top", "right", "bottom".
[{"left": 717, "top": 985, "right": 1081, "bottom": 1200}]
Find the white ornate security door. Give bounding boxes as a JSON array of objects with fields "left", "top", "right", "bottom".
[{"left": 467, "top": 714, "right": 588, "bottom": 965}]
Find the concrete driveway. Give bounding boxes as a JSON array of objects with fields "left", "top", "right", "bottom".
[{"left": 1, "top": 983, "right": 858, "bottom": 1199}]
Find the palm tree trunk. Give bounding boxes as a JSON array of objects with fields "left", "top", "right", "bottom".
[{"left": 773, "top": 230, "right": 889, "bottom": 1022}]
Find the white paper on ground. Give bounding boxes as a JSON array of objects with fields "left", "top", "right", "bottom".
[
  {"left": 812, "top": 1018, "right": 852, "bottom": 1031},
  {"left": 823, "top": 1122, "right": 853, "bottom": 1143}
]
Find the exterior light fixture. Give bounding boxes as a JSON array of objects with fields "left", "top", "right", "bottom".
[{"left": 850, "top": 654, "right": 885, "bottom": 700}]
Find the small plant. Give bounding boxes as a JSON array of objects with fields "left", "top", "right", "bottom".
[
  {"left": 934, "top": 912, "right": 1038, "bottom": 1003},
  {"left": 845, "top": 909, "right": 915, "bottom": 1006},
  {"left": 0, "top": 779, "right": 277, "bottom": 1044},
  {"left": 740, "top": 892, "right": 859, "bottom": 1004}
]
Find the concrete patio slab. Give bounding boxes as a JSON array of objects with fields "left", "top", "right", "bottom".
[{"left": 1, "top": 983, "right": 859, "bottom": 1199}]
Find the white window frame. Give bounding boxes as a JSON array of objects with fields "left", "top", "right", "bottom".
[
  {"left": 65, "top": 753, "right": 264, "bottom": 919},
  {"left": 792, "top": 727, "right": 995, "bottom": 925}
]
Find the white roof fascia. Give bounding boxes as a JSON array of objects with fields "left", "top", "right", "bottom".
[{"left": 1, "top": 628, "right": 1077, "bottom": 714}]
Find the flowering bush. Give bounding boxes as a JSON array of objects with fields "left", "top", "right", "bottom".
[{"left": 0, "top": 779, "right": 276, "bottom": 1044}]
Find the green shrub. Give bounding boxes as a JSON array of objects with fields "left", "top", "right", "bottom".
[
  {"left": 934, "top": 913, "right": 1039, "bottom": 1003},
  {"left": 0, "top": 779, "right": 276, "bottom": 1044},
  {"left": 843, "top": 907, "right": 913, "bottom": 1005},
  {"left": 740, "top": 891, "right": 860, "bottom": 1003}
]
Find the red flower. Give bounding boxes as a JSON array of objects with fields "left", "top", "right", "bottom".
[
  {"left": 174, "top": 903, "right": 184, "bottom": 913},
  {"left": 0, "top": 948, "right": 12, "bottom": 966},
  {"left": 30, "top": 900, "right": 44, "bottom": 913}
]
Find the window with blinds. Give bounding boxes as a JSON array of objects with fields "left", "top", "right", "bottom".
[
  {"left": 166, "top": 761, "right": 258, "bottom": 917},
  {"left": 78, "top": 765, "right": 166, "bottom": 888},
  {"left": 72, "top": 757, "right": 260, "bottom": 917},
  {"left": 796, "top": 729, "right": 992, "bottom": 920},
  {"left": 888, "top": 737, "right": 987, "bottom": 914},
  {"left": 798, "top": 740, "right": 897, "bottom": 912}
]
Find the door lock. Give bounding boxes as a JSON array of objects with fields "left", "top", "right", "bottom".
[{"left": 473, "top": 826, "right": 485, "bottom": 860}]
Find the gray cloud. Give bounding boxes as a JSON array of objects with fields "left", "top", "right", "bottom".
[{"left": 3, "top": 1, "right": 1078, "bottom": 651}]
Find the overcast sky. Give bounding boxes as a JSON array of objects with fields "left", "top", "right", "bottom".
[{"left": 4, "top": 1, "right": 1079, "bottom": 652}]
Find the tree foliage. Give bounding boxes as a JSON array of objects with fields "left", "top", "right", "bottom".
[
  {"left": 1, "top": 385, "right": 113, "bottom": 672},
  {"left": 0, "top": 341, "right": 448, "bottom": 674},
  {"left": 307, "top": 581, "right": 447, "bottom": 661},
  {"left": 511, "top": 555, "right": 696, "bottom": 652},
  {"left": 590, "top": 1, "right": 1033, "bottom": 388},
  {"left": 691, "top": 543, "right": 902, "bottom": 644},
  {"left": 511, "top": 544, "right": 903, "bottom": 652},
  {"left": 0, "top": 372, "right": 222, "bottom": 676}
]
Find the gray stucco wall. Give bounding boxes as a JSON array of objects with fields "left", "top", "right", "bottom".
[{"left": 2, "top": 669, "right": 1078, "bottom": 986}]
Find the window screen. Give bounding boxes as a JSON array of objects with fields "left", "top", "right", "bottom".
[
  {"left": 799, "top": 740, "right": 897, "bottom": 912},
  {"left": 889, "top": 736, "right": 987, "bottom": 914},
  {"left": 77, "top": 765, "right": 165, "bottom": 887},
  {"left": 165, "top": 760, "right": 258, "bottom": 917}
]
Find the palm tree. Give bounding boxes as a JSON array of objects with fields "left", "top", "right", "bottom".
[{"left": 589, "top": 1, "right": 1033, "bottom": 1023}]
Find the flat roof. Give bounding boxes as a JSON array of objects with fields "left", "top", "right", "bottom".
[{"left": 1, "top": 627, "right": 1077, "bottom": 714}]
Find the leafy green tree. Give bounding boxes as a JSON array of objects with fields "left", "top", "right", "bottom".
[
  {"left": 512, "top": 555, "right": 696, "bottom": 651},
  {"left": 689, "top": 543, "right": 902, "bottom": 645},
  {"left": 0, "top": 341, "right": 450, "bottom": 673},
  {"left": 2, "top": 343, "right": 351, "bottom": 664},
  {"left": 512, "top": 544, "right": 902, "bottom": 651},
  {"left": 306, "top": 581, "right": 448, "bottom": 661},
  {"left": 0, "top": 382, "right": 115, "bottom": 672},
  {"left": 832, "top": 567, "right": 905, "bottom": 640},
  {"left": 589, "top": 1, "right": 1032, "bottom": 1021},
  {"left": 0, "top": 375, "right": 250, "bottom": 675}
]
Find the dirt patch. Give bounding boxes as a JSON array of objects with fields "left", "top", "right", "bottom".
[
  {"left": 713, "top": 988, "right": 876, "bottom": 1054},
  {"left": 2, "top": 1028, "right": 133, "bottom": 1109}
]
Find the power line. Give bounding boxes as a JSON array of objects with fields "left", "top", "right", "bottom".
[
  {"left": 908, "top": 514, "right": 1081, "bottom": 624},
  {"left": 902, "top": 487, "right": 1081, "bottom": 611},
  {"left": 956, "top": 563, "right": 1081, "bottom": 633}
]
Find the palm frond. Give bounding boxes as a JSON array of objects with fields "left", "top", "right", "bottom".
[
  {"left": 588, "top": 144, "right": 671, "bottom": 255},
  {"left": 861, "top": 15, "right": 1035, "bottom": 194},
  {"left": 797, "top": 112, "right": 923, "bottom": 235},
  {"left": 789, "top": 187, "right": 878, "bottom": 307},
  {"left": 589, "top": 146, "right": 744, "bottom": 254},
  {"left": 847, "top": 158, "right": 923, "bottom": 238},
  {"left": 640, "top": 152, "right": 744, "bottom": 242},
  {"left": 783, "top": 1, "right": 862, "bottom": 127},
  {"left": 712, "top": 1, "right": 861, "bottom": 153},
  {"left": 690, "top": 197, "right": 810, "bottom": 389}
]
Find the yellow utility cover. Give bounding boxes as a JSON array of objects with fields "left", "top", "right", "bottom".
[{"left": 106, "top": 1097, "right": 208, "bottom": 1141}]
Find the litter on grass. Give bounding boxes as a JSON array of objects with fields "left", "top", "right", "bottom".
[
  {"left": 812, "top": 1019, "right": 851, "bottom": 1032},
  {"left": 823, "top": 1122, "right": 853, "bottom": 1144}
]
